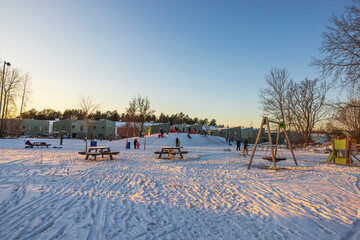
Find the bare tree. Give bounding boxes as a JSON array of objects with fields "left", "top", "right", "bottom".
[
  {"left": 125, "top": 95, "right": 154, "bottom": 136},
  {"left": 288, "top": 78, "right": 330, "bottom": 145},
  {"left": 78, "top": 94, "right": 100, "bottom": 151},
  {"left": 19, "top": 73, "right": 31, "bottom": 118},
  {"left": 0, "top": 68, "right": 22, "bottom": 137},
  {"left": 259, "top": 68, "right": 290, "bottom": 121},
  {"left": 312, "top": 0, "right": 360, "bottom": 92},
  {"left": 259, "top": 67, "right": 295, "bottom": 137},
  {"left": 125, "top": 96, "right": 138, "bottom": 136},
  {"left": 333, "top": 97, "right": 360, "bottom": 134},
  {"left": 136, "top": 95, "right": 155, "bottom": 134}
]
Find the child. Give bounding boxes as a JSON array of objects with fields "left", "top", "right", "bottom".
[{"left": 243, "top": 139, "right": 249, "bottom": 156}]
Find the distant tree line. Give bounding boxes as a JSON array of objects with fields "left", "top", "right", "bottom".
[{"left": 19, "top": 108, "right": 218, "bottom": 126}]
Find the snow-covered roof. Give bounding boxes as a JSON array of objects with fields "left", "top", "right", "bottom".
[{"left": 115, "top": 122, "right": 167, "bottom": 127}]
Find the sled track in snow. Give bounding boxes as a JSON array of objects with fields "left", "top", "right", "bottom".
[{"left": 0, "top": 138, "right": 360, "bottom": 239}]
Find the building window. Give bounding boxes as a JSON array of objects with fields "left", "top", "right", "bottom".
[
  {"left": 23, "top": 126, "right": 25, "bottom": 129},
  {"left": 80, "top": 126, "right": 83, "bottom": 131},
  {"left": 34, "top": 126, "right": 37, "bottom": 130},
  {"left": 102, "top": 126, "right": 105, "bottom": 129},
  {"left": 72, "top": 125, "right": 75, "bottom": 129},
  {"left": 40, "top": 127, "right": 42, "bottom": 131},
  {"left": 94, "top": 126, "right": 96, "bottom": 129}
]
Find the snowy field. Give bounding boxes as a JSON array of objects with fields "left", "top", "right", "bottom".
[{"left": 0, "top": 133, "right": 359, "bottom": 240}]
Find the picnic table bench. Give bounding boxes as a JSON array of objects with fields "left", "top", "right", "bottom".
[
  {"left": 154, "top": 147, "right": 188, "bottom": 159},
  {"left": 25, "top": 142, "right": 51, "bottom": 148},
  {"left": 78, "top": 146, "right": 119, "bottom": 160}
]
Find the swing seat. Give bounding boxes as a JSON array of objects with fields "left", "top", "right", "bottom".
[{"left": 262, "top": 156, "right": 287, "bottom": 162}]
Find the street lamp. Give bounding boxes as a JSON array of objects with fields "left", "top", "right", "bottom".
[{"left": 0, "top": 61, "right": 11, "bottom": 116}]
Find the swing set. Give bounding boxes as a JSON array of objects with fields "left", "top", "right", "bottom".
[{"left": 247, "top": 117, "right": 297, "bottom": 171}]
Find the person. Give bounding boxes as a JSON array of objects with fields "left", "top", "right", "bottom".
[
  {"left": 125, "top": 140, "right": 130, "bottom": 149},
  {"left": 187, "top": 133, "right": 191, "bottom": 139},
  {"left": 176, "top": 137, "right": 180, "bottom": 147},
  {"left": 236, "top": 139, "right": 241, "bottom": 151},
  {"left": 60, "top": 134, "right": 63, "bottom": 145},
  {"left": 228, "top": 137, "right": 232, "bottom": 146},
  {"left": 25, "top": 140, "right": 32, "bottom": 146},
  {"left": 136, "top": 141, "right": 140, "bottom": 149},
  {"left": 134, "top": 138, "right": 138, "bottom": 149},
  {"left": 243, "top": 139, "right": 249, "bottom": 156}
]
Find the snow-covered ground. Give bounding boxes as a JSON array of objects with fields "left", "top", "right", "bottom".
[{"left": 0, "top": 133, "right": 359, "bottom": 239}]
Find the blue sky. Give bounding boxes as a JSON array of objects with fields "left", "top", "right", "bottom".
[{"left": 0, "top": 0, "right": 352, "bottom": 126}]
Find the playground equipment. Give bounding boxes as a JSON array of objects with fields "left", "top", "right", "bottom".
[
  {"left": 247, "top": 117, "right": 297, "bottom": 171},
  {"left": 326, "top": 131, "right": 359, "bottom": 165}
]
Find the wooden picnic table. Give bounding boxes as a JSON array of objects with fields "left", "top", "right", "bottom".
[
  {"left": 88, "top": 146, "right": 111, "bottom": 153},
  {"left": 79, "top": 146, "right": 119, "bottom": 160},
  {"left": 25, "top": 142, "right": 51, "bottom": 148},
  {"left": 154, "top": 147, "right": 188, "bottom": 159}
]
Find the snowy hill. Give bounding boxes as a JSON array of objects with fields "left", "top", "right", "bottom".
[{"left": 135, "top": 133, "right": 227, "bottom": 148}]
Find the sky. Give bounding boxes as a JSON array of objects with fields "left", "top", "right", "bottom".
[{"left": 0, "top": 0, "right": 353, "bottom": 127}]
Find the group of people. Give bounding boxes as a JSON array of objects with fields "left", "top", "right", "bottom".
[
  {"left": 158, "top": 128, "right": 166, "bottom": 138},
  {"left": 226, "top": 137, "right": 234, "bottom": 145},
  {"left": 236, "top": 138, "right": 249, "bottom": 156},
  {"left": 133, "top": 138, "right": 140, "bottom": 149},
  {"left": 131, "top": 133, "right": 248, "bottom": 155}
]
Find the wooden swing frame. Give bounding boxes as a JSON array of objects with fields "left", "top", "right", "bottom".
[{"left": 247, "top": 117, "right": 297, "bottom": 171}]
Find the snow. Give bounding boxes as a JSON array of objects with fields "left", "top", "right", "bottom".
[{"left": 0, "top": 133, "right": 359, "bottom": 239}]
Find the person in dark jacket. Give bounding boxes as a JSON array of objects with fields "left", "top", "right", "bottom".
[
  {"left": 60, "top": 134, "right": 63, "bottom": 145},
  {"left": 176, "top": 137, "right": 180, "bottom": 147},
  {"left": 236, "top": 139, "right": 241, "bottom": 151},
  {"left": 134, "top": 138, "right": 138, "bottom": 149}
]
